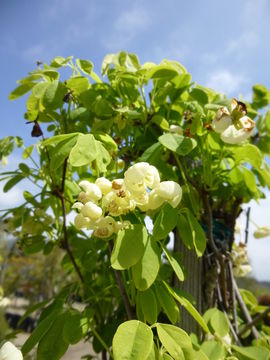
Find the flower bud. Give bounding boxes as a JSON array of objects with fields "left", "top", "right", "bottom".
[
  {"left": 124, "top": 162, "right": 160, "bottom": 193},
  {"left": 95, "top": 177, "right": 112, "bottom": 195},
  {"left": 0, "top": 342, "right": 23, "bottom": 360},
  {"left": 72, "top": 202, "right": 84, "bottom": 211},
  {"left": 79, "top": 181, "right": 102, "bottom": 202},
  {"left": 81, "top": 201, "right": 102, "bottom": 220},
  {"left": 148, "top": 189, "right": 164, "bottom": 210},
  {"left": 156, "top": 181, "right": 182, "bottom": 208},
  {"left": 169, "top": 125, "right": 183, "bottom": 135},
  {"left": 254, "top": 226, "right": 270, "bottom": 239}
]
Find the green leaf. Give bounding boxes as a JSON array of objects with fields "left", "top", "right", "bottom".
[
  {"left": 163, "top": 281, "right": 209, "bottom": 333},
  {"left": 22, "top": 145, "right": 34, "bottom": 159},
  {"left": 209, "top": 309, "right": 229, "bottom": 337},
  {"left": 76, "top": 59, "right": 93, "bottom": 75},
  {"left": 153, "top": 203, "right": 178, "bottom": 241},
  {"left": 9, "top": 83, "right": 35, "bottom": 100},
  {"left": 95, "top": 140, "right": 111, "bottom": 172},
  {"left": 69, "top": 134, "right": 97, "bottom": 167},
  {"left": 159, "top": 133, "right": 197, "bottom": 156},
  {"left": 231, "top": 345, "right": 270, "bottom": 360},
  {"left": 232, "top": 144, "right": 263, "bottom": 170},
  {"left": 241, "top": 167, "right": 257, "bottom": 193},
  {"left": 177, "top": 213, "right": 194, "bottom": 250},
  {"left": 50, "top": 136, "right": 79, "bottom": 170},
  {"left": 62, "top": 312, "right": 89, "bottom": 344},
  {"left": 137, "top": 289, "right": 157, "bottom": 324},
  {"left": 111, "top": 225, "right": 148, "bottom": 270},
  {"left": 66, "top": 76, "right": 89, "bottom": 95},
  {"left": 69, "top": 107, "right": 90, "bottom": 122},
  {"left": 43, "top": 133, "right": 79, "bottom": 146},
  {"left": 42, "top": 80, "right": 66, "bottom": 109},
  {"left": 151, "top": 115, "right": 169, "bottom": 130},
  {"left": 3, "top": 174, "right": 24, "bottom": 192},
  {"left": 21, "top": 310, "right": 58, "bottom": 355},
  {"left": 184, "top": 209, "right": 207, "bottom": 257},
  {"left": 132, "top": 236, "right": 160, "bottom": 291},
  {"left": 201, "top": 341, "right": 225, "bottom": 360},
  {"left": 93, "top": 132, "right": 118, "bottom": 152},
  {"left": 190, "top": 88, "right": 208, "bottom": 105},
  {"left": 139, "top": 142, "right": 163, "bottom": 163},
  {"left": 113, "top": 320, "right": 153, "bottom": 360},
  {"left": 37, "top": 313, "right": 69, "bottom": 360},
  {"left": 161, "top": 245, "right": 184, "bottom": 282},
  {"left": 50, "top": 56, "right": 73, "bottom": 68},
  {"left": 156, "top": 323, "right": 193, "bottom": 360},
  {"left": 32, "top": 82, "right": 49, "bottom": 98},
  {"left": 94, "top": 98, "right": 114, "bottom": 118},
  {"left": 154, "top": 282, "right": 179, "bottom": 324},
  {"left": 146, "top": 65, "right": 179, "bottom": 81}
]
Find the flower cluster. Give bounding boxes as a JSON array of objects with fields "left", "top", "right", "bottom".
[
  {"left": 73, "top": 162, "right": 182, "bottom": 238},
  {"left": 212, "top": 98, "right": 255, "bottom": 144},
  {"left": 232, "top": 243, "right": 252, "bottom": 277}
]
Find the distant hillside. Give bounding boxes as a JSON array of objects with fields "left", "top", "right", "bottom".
[{"left": 237, "top": 277, "right": 270, "bottom": 297}]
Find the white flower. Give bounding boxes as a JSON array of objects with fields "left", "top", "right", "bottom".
[
  {"left": 115, "top": 220, "right": 131, "bottom": 231},
  {"left": 212, "top": 107, "right": 232, "bottom": 134},
  {"left": 0, "top": 297, "right": 11, "bottom": 307},
  {"left": 72, "top": 202, "right": 84, "bottom": 211},
  {"left": 102, "top": 190, "right": 135, "bottom": 216},
  {"left": 220, "top": 125, "right": 252, "bottom": 144},
  {"left": 81, "top": 201, "right": 102, "bottom": 220},
  {"left": 148, "top": 189, "right": 165, "bottom": 210},
  {"left": 233, "top": 264, "right": 252, "bottom": 277},
  {"left": 238, "top": 115, "right": 255, "bottom": 132},
  {"left": 124, "top": 162, "right": 160, "bottom": 194},
  {"left": 74, "top": 214, "right": 95, "bottom": 229},
  {"left": 156, "top": 181, "right": 182, "bottom": 208},
  {"left": 93, "top": 216, "right": 116, "bottom": 238},
  {"left": 254, "top": 226, "right": 270, "bottom": 239},
  {"left": 95, "top": 177, "right": 112, "bottom": 195},
  {"left": 78, "top": 181, "right": 102, "bottom": 202},
  {"left": 0, "top": 342, "right": 23, "bottom": 360},
  {"left": 169, "top": 125, "right": 183, "bottom": 135}
]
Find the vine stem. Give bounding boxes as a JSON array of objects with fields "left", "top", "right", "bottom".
[
  {"left": 91, "top": 328, "right": 113, "bottom": 358},
  {"left": 238, "top": 306, "right": 270, "bottom": 336},
  {"left": 228, "top": 260, "right": 238, "bottom": 334},
  {"left": 58, "top": 158, "right": 84, "bottom": 284},
  {"left": 108, "top": 240, "right": 134, "bottom": 320},
  {"left": 233, "top": 278, "right": 260, "bottom": 339},
  {"left": 244, "top": 207, "right": 251, "bottom": 244}
]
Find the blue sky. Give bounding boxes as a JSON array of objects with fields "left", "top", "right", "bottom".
[{"left": 1, "top": 0, "right": 270, "bottom": 280}]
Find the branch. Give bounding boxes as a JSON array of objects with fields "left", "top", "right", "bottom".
[
  {"left": 58, "top": 158, "right": 84, "bottom": 284},
  {"left": 108, "top": 241, "right": 134, "bottom": 320},
  {"left": 233, "top": 279, "right": 260, "bottom": 339},
  {"left": 228, "top": 260, "right": 238, "bottom": 334},
  {"left": 238, "top": 306, "right": 270, "bottom": 336},
  {"left": 244, "top": 207, "right": 251, "bottom": 245}
]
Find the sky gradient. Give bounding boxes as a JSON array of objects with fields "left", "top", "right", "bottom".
[{"left": 1, "top": 0, "right": 270, "bottom": 280}]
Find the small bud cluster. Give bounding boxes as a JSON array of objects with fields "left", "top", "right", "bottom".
[
  {"left": 212, "top": 99, "right": 255, "bottom": 144},
  {"left": 232, "top": 243, "right": 252, "bottom": 277},
  {"left": 73, "top": 162, "right": 182, "bottom": 238},
  {"left": 253, "top": 225, "right": 270, "bottom": 239}
]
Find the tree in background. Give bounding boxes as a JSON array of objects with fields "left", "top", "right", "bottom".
[{"left": 1, "top": 52, "right": 270, "bottom": 359}]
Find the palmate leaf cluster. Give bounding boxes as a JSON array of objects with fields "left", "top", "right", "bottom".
[{"left": 1, "top": 52, "right": 270, "bottom": 359}]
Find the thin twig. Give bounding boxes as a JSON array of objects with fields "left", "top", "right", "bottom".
[
  {"left": 244, "top": 207, "right": 251, "bottom": 245},
  {"left": 233, "top": 279, "right": 259, "bottom": 339},
  {"left": 58, "top": 158, "right": 84, "bottom": 284},
  {"left": 228, "top": 260, "right": 238, "bottom": 334},
  {"left": 108, "top": 241, "right": 134, "bottom": 320},
  {"left": 216, "top": 283, "right": 242, "bottom": 345},
  {"left": 238, "top": 306, "right": 270, "bottom": 337}
]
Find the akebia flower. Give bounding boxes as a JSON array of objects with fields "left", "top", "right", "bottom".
[
  {"left": 95, "top": 177, "right": 112, "bottom": 195},
  {"left": 212, "top": 99, "right": 255, "bottom": 144},
  {"left": 78, "top": 181, "right": 102, "bottom": 203},
  {"left": 254, "top": 226, "right": 270, "bottom": 239},
  {"left": 212, "top": 107, "right": 232, "bottom": 133},
  {"left": 124, "top": 162, "right": 160, "bottom": 193},
  {"left": 148, "top": 181, "right": 182, "bottom": 210},
  {"left": 74, "top": 213, "right": 95, "bottom": 229},
  {"left": 0, "top": 342, "right": 23, "bottom": 360},
  {"left": 169, "top": 124, "right": 183, "bottom": 135},
  {"left": 81, "top": 201, "right": 103, "bottom": 220}
]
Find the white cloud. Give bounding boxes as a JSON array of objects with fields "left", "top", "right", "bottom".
[
  {"left": 206, "top": 69, "right": 247, "bottom": 95},
  {"left": 103, "top": 6, "right": 151, "bottom": 50}
]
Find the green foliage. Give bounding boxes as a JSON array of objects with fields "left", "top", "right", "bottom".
[{"left": 2, "top": 51, "right": 270, "bottom": 359}]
